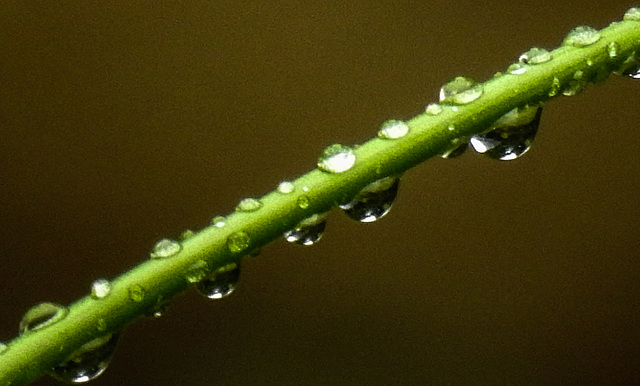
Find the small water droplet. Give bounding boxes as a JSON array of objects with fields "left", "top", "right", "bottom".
[
  {"left": 507, "top": 63, "right": 527, "bottom": 75},
  {"left": 0, "top": 342, "right": 8, "bottom": 355},
  {"left": 91, "top": 279, "right": 112, "bottom": 300},
  {"left": 624, "top": 7, "right": 640, "bottom": 21},
  {"left": 128, "top": 284, "right": 146, "bottom": 303},
  {"left": 211, "top": 216, "right": 226, "bottom": 228},
  {"left": 317, "top": 144, "right": 356, "bottom": 173},
  {"left": 180, "top": 229, "right": 195, "bottom": 240},
  {"left": 339, "top": 177, "right": 400, "bottom": 223},
  {"left": 548, "top": 77, "right": 562, "bottom": 97},
  {"left": 19, "top": 302, "right": 69, "bottom": 334},
  {"left": 519, "top": 47, "right": 552, "bottom": 65},
  {"left": 469, "top": 106, "right": 542, "bottom": 161},
  {"left": 441, "top": 141, "right": 468, "bottom": 159},
  {"left": 607, "top": 41, "right": 620, "bottom": 58},
  {"left": 283, "top": 213, "right": 328, "bottom": 246},
  {"left": 425, "top": 103, "right": 443, "bottom": 115},
  {"left": 562, "top": 79, "right": 586, "bottom": 96},
  {"left": 185, "top": 260, "right": 210, "bottom": 284},
  {"left": 50, "top": 333, "right": 120, "bottom": 384},
  {"left": 378, "top": 120, "right": 409, "bottom": 139},
  {"left": 277, "top": 181, "right": 295, "bottom": 194},
  {"left": 297, "top": 195, "right": 311, "bottom": 209},
  {"left": 563, "top": 26, "right": 601, "bottom": 47},
  {"left": 150, "top": 238, "right": 182, "bottom": 259},
  {"left": 439, "top": 76, "right": 484, "bottom": 105},
  {"left": 196, "top": 263, "right": 240, "bottom": 299},
  {"left": 227, "top": 231, "right": 251, "bottom": 253},
  {"left": 235, "top": 198, "right": 263, "bottom": 213}
]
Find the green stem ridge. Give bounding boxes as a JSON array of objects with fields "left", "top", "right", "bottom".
[{"left": 2, "top": 18, "right": 639, "bottom": 386}]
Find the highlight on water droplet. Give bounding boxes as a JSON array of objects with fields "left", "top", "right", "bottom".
[
  {"left": 506, "top": 63, "right": 527, "bottom": 75},
  {"left": 339, "top": 177, "right": 400, "bottom": 223},
  {"left": 277, "top": 181, "right": 295, "bottom": 194},
  {"left": 425, "top": 103, "right": 443, "bottom": 115},
  {"left": 469, "top": 105, "right": 542, "bottom": 161},
  {"left": 283, "top": 213, "right": 328, "bottom": 246},
  {"left": 317, "top": 144, "right": 356, "bottom": 173},
  {"left": 50, "top": 333, "right": 120, "bottom": 384},
  {"left": 378, "top": 120, "right": 409, "bottom": 139},
  {"left": 19, "top": 302, "right": 69, "bottom": 334},
  {"left": 211, "top": 216, "right": 226, "bottom": 228},
  {"left": 196, "top": 263, "right": 241, "bottom": 300},
  {"left": 235, "top": 198, "right": 263, "bottom": 213},
  {"left": 439, "top": 76, "right": 484, "bottom": 105},
  {"left": 91, "top": 279, "right": 112, "bottom": 300},
  {"left": 128, "top": 284, "right": 146, "bottom": 303},
  {"left": 624, "top": 7, "right": 640, "bottom": 21},
  {"left": 150, "top": 238, "right": 182, "bottom": 259},
  {"left": 563, "top": 26, "right": 601, "bottom": 47},
  {"left": 519, "top": 47, "right": 552, "bottom": 65},
  {"left": 227, "top": 231, "right": 251, "bottom": 254}
]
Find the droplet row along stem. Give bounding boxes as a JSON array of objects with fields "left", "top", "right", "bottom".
[{"left": 1, "top": 15, "right": 639, "bottom": 386}]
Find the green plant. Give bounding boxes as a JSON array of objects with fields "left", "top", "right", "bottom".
[{"left": 1, "top": 7, "right": 639, "bottom": 385}]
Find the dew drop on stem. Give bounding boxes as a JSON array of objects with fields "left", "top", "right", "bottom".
[
  {"left": 196, "top": 263, "right": 241, "bottom": 300},
  {"left": 235, "top": 198, "right": 263, "bottom": 213},
  {"left": 439, "top": 76, "right": 484, "bottom": 105},
  {"left": 339, "top": 177, "right": 400, "bottom": 223},
  {"left": 378, "top": 120, "right": 409, "bottom": 139},
  {"left": 425, "top": 103, "right": 443, "bottom": 115},
  {"left": 19, "top": 302, "right": 69, "bottom": 334},
  {"left": 283, "top": 213, "right": 328, "bottom": 246},
  {"left": 91, "top": 279, "right": 112, "bottom": 300},
  {"left": 519, "top": 47, "right": 552, "bottom": 65},
  {"left": 624, "top": 7, "right": 640, "bottom": 21},
  {"left": 317, "top": 144, "right": 356, "bottom": 173},
  {"left": 50, "top": 333, "right": 120, "bottom": 384},
  {"left": 150, "top": 238, "right": 182, "bottom": 259},
  {"left": 211, "top": 216, "right": 226, "bottom": 228},
  {"left": 277, "top": 181, "right": 295, "bottom": 194},
  {"left": 563, "top": 26, "right": 601, "bottom": 47}
]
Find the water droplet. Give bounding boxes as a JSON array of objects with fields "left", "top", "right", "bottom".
[
  {"left": 297, "top": 195, "right": 311, "bottom": 209},
  {"left": 561, "top": 79, "right": 586, "bottom": 96},
  {"left": 317, "top": 144, "right": 356, "bottom": 173},
  {"left": 506, "top": 63, "right": 527, "bottom": 75},
  {"left": 439, "top": 76, "right": 484, "bottom": 105},
  {"left": 196, "top": 263, "right": 240, "bottom": 299},
  {"left": 563, "top": 26, "right": 601, "bottom": 47},
  {"left": 128, "top": 284, "right": 146, "bottom": 303},
  {"left": 150, "top": 238, "right": 182, "bottom": 259},
  {"left": 180, "top": 229, "right": 195, "bottom": 240},
  {"left": 227, "top": 231, "right": 251, "bottom": 254},
  {"left": 627, "top": 65, "right": 640, "bottom": 79},
  {"left": 469, "top": 106, "right": 542, "bottom": 161},
  {"left": 19, "top": 302, "right": 69, "bottom": 334},
  {"left": 50, "top": 333, "right": 120, "bottom": 384},
  {"left": 441, "top": 141, "right": 468, "bottom": 159},
  {"left": 615, "top": 52, "right": 640, "bottom": 78},
  {"left": 624, "top": 7, "right": 640, "bottom": 21},
  {"left": 235, "top": 198, "right": 263, "bottom": 213},
  {"left": 378, "top": 120, "right": 409, "bottom": 139},
  {"left": 519, "top": 47, "right": 552, "bottom": 65},
  {"left": 607, "top": 41, "right": 620, "bottom": 58},
  {"left": 211, "top": 216, "right": 226, "bottom": 228},
  {"left": 283, "top": 213, "right": 328, "bottom": 246},
  {"left": 91, "top": 279, "right": 112, "bottom": 300},
  {"left": 277, "top": 181, "right": 295, "bottom": 194},
  {"left": 339, "top": 177, "right": 400, "bottom": 223},
  {"left": 548, "top": 77, "right": 562, "bottom": 97},
  {"left": 185, "top": 260, "right": 210, "bottom": 284},
  {"left": 425, "top": 103, "right": 443, "bottom": 115},
  {"left": 0, "top": 342, "right": 8, "bottom": 355}
]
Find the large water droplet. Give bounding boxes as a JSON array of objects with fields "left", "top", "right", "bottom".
[
  {"left": 469, "top": 106, "right": 542, "bottom": 161},
  {"left": 150, "top": 238, "right": 182, "bottom": 259},
  {"left": 50, "top": 333, "right": 120, "bottom": 384},
  {"left": 211, "top": 216, "right": 226, "bottom": 228},
  {"left": 128, "top": 284, "right": 146, "bottom": 303},
  {"left": 283, "top": 213, "right": 327, "bottom": 246},
  {"left": 339, "top": 177, "right": 400, "bottom": 223},
  {"left": 235, "top": 198, "right": 263, "bottom": 213},
  {"left": 425, "top": 103, "right": 443, "bottom": 115},
  {"left": 378, "top": 120, "right": 409, "bottom": 139},
  {"left": 227, "top": 231, "right": 251, "bottom": 253},
  {"left": 317, "top": 144, "right": 356, "bottom": 173},
  {"left": 196, "top": 263, "right": 240, "bottom": 299},
  {"left": 624, "top": 7, "right": 640, "bottom": 21},
  {"left": 439, "top": 76, "right": 483, "bottom": 105},
  {"left": 91, "top": 279, "right": 112, "bottom": 300},
  {"left": 519, "top": 47, "right": 552, "bottom": 65},
  {"left": 277, "top": 181, "right": 295, "bottom": 194},
  {"left": 563, "top": 26, "right": 601, "bottom": 47},
  {"left": 19, "top": 302, "right": 69, "bottom": 334}
]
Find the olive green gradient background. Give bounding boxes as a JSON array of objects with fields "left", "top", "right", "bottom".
[{"left": 2, "top": 2, "right": 639, "bottom": 385}]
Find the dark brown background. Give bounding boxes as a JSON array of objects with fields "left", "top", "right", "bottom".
[{"left": 1, "top": 2, "right": 639, "bottom": 385}]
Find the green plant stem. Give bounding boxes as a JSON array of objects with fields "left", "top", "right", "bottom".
[{"left": 1, "top": 18, "right": 639, "bottom": 386}]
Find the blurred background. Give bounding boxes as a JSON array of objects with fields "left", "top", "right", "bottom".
[{"left": 1, "top": 1, "right": 639, "bottom": 385}]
